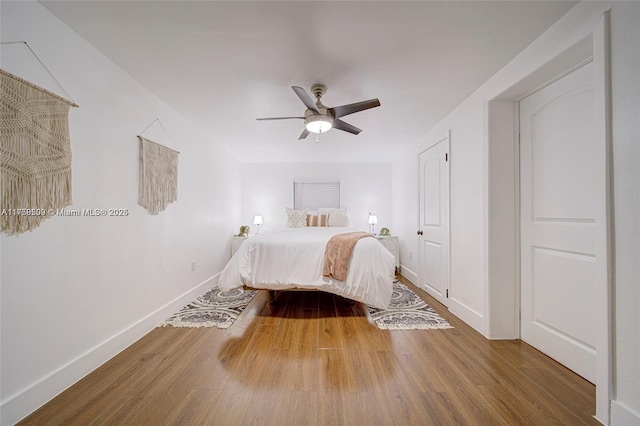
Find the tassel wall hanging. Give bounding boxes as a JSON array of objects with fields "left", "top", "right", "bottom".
[
  {"left": 137, "top": 119, "right": 179, "bottom": 215},
  {"left": 0, "top": 42, "right": 79, "bottom": 235}
]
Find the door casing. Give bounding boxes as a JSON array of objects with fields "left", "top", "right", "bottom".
[{"left": 485, "top": 13, "right": 612, "bottom": 424}]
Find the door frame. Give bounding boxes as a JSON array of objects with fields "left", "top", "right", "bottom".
[
  {"left": 485, "top": 12, "right": 612, "bottom": 424},
  {"left": 417, "top": 132, "right": 451, "bottom": 307}
]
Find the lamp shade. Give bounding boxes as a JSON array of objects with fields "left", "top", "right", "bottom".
[
  {"left": 253, "top": 215, "right": 263, "bottom": 225},
  {"left": 368, "top": 214, "right": 378, "bottom": 225},
  {"left": 305, "top": 115, "right": 333, "bottom": 133}
]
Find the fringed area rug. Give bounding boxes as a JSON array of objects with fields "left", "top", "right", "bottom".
[
  {"left": 367, "top": 281, "right": 453, "bottom": 330},
  {"left": 160, "top": 287, "right": 256, "bottom": 329}
]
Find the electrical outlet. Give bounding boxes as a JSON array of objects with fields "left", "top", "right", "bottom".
[
  {"left": 409, "top": 251, "right": 413, "bottom": 260},
  {"left": 191, "top": 260, "right": 196, "bottom": 271}
]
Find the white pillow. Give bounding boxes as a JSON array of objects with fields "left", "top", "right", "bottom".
[
  {"left": 319, "top": 207, "right": 353, "bottom": 227},
  {"left": 328, "top": 211, "right": 351, "bottom": 227},
  {"left": 285, "top": 207, "right": 307, "bottom": 228},
  {"left": 317, "top": 207, "right": 339, "bottom": 214}
]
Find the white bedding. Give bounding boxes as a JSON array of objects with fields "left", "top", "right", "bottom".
[{"left": 218, "top": 227, "right": 395, "bottom": 309}]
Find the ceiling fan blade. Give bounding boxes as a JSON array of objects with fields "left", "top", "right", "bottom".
[
  {"left": 292, "top": 86, "right": 319, "bottom": 113},
  {"left": 298, "top": 128, "right": 310, "bottom": 140},
  {"left": 256, "top": 116, "right": 304, "bottom": 121},
  {"left": 330, "top": 98, "right": 380, "bottom": 119},
  {"left": 333, "top": 119, "right": 362, "bottom": 135}
]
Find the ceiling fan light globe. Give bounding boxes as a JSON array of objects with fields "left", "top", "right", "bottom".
[{"left": 304, "top": 115, "right": 333, "bottom": 133}]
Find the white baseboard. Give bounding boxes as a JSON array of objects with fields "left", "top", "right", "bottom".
[
  {"left": 399, "top": 264, "right": 417, "bottom": 284},
  {"left": 399, "top": 267, "right": 486, "bottom": 335},
  {"left": 0, "top": 273, "right": 219, "bottom": 426},
  {"left": 448, "top": 297, "right": 486, "bottom": 335},
  {"left": 610, "top": 400, "right": 640, "bottom": 426}
]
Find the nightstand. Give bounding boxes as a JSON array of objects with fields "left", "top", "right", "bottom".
[
  {"left": 375, "top": 235, "right": 399, "bottom": 273},
  {"left": 231, "top": 235, "right": 249, "bottom": 256}
]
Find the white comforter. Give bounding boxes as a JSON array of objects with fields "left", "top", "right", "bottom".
[{"left": 218, "top": 227, "right": 395, "bottom": 309}]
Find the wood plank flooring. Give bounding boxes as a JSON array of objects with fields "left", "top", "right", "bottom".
[{"left": 19, "top": 276, "right": 597, "bottom": 425}]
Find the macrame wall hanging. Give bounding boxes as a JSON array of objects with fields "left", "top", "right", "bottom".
[
  {"left": 0, "top": 41, "right": 79, "bottom": 236},
  {"left": 137, "top": 119, "right": 180, "bottom": 215}
]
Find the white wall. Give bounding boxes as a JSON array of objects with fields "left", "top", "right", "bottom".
[
  {"left": 390, "top": 147, "right": 419, "bottom": 282},
  {"left": 393, "top": 104, "right": 486, "bottom": 331},
  {"left": 0, "top": 2, "right": 241, "bottom": 424},
  {"left": 392, "top": 1, "right": 639, "bottom": 423},
  {"left": 241, "top": 162, "right": 392, "bottom": 233}
]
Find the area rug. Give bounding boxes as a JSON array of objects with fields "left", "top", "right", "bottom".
[
  {"left": 367, "top": 281, "right": 454, "bottom": 330},
  {"left": 160, "top": 286, "right": 257, "bottom": 329}
]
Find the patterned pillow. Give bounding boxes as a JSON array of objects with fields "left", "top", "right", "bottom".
[
  {"left": 306, "top": 213, "right": 328, "bottom": 227},
  {"left": 286, "top": 207, "right": 307, "bottom": 228}
]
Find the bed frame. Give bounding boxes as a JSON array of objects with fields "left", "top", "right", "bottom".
[{"left": 244, "top": 286, "right": 353, "bottom": 305}]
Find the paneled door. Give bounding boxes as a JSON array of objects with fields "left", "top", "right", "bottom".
[
  {"left": 520, "top": 62, "right": 597, "bottom": 383},
  {"left": 418, "top": 135, "right": 450, "bottom": 306}
]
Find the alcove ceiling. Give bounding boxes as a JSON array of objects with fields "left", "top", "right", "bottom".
[{"left": 42, "top": 1, "right": 577, "bottom": 162}]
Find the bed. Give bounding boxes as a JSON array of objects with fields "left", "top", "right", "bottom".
[{"left": 217, "top": 226, "right": 396, "bottom": 309}]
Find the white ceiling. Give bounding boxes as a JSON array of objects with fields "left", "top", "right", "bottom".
[{"left": 42, "top": 1, "right": 576, "bottom": 163}]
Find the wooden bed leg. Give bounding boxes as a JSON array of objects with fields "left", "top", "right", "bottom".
[{"left": 268, "top": 290, "right": 276, "bottom": 305}]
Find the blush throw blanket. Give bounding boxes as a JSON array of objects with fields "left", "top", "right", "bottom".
[{"left": 323, "top": 232, "right": 373, "bottom": 281}]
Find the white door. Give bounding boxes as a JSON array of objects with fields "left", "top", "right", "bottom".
[
  {"left": 418, "top": 136, "right": 450, "bottom": 306},
  {"left": 520, "top": 62, "right": 597, "bottom": 383}
]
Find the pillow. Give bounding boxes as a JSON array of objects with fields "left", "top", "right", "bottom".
[
  {"left": 328, "top": 211, "right": 351, "bottom": 227},
  {"left": 319, "top": 207, "right": 353, "bottom": 227},
  {"left": 306, "top": 213, "right": 328, "bottom": 227},
  {"left": 286, "top": 207, "right": 307, "bottom": 228},
  {"left": 317, "top": 207, "right": 340, "bottom": 214}
]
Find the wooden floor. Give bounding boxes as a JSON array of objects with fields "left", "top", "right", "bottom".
[{"left": 20, "top": 276, "right": 597, "bottom": 425}]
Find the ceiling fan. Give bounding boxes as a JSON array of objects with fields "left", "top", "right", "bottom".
[{"left": 257, "top": 84, "right": 381, "bottom": 140}]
